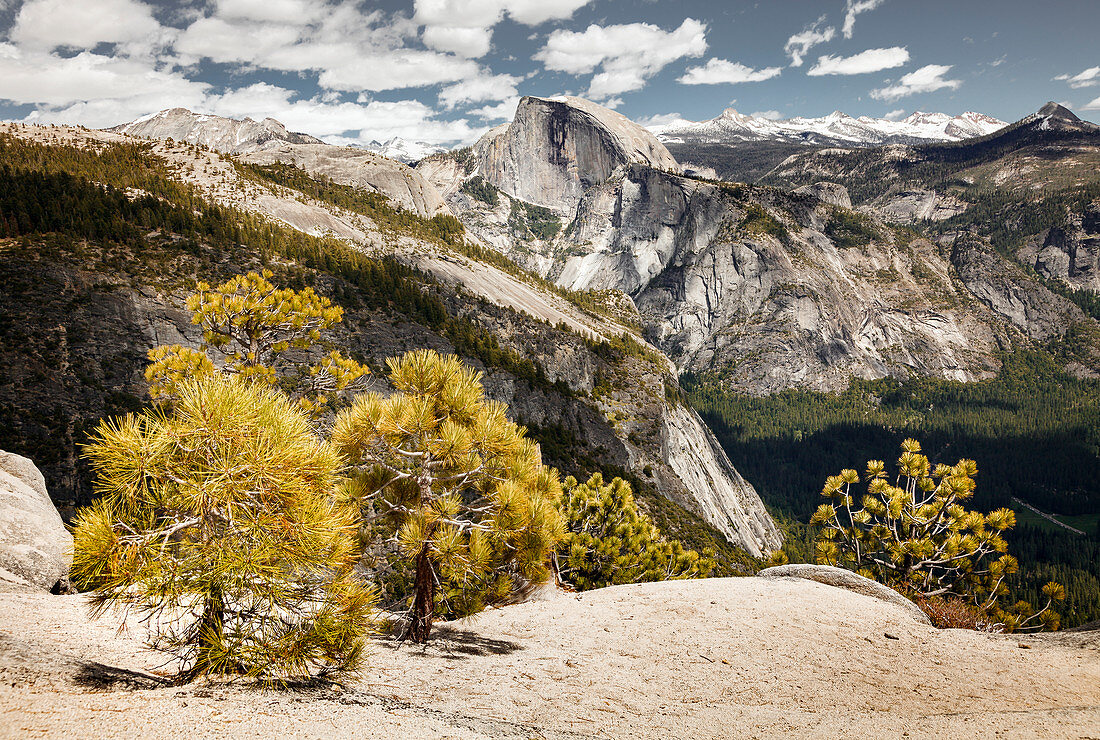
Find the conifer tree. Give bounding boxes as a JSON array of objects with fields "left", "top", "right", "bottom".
[
  {"left": 557, "top": 473, "right": 715, "bottom": 591},
  {"left": 811, "top": 439, "right": 1064, "bottom": 631},
  {"left": 71, "top": 374, "right": 376, "bottom": 680},
  {"left": 145, "top": 270, "right": 369, "bottom": 417},
  {"left": 332, "top": 349, "right": 564, "bottom": 643}
]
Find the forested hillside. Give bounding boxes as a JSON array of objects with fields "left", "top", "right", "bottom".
[
  {"left": 0, "top": 129, "right": 778, "bottom": 569},
  {"left": 685, "top": 350, "right": 1100, "bottom": 626}
]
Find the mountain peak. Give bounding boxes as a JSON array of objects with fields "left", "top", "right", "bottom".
[
  {"left": 1037, "top": 101, "right": 1080, "bottom": 122},
  {"left": 107, "top": 109, "right": 322, "bottom": 154},
  {"left": 473, "top": 94, "right": 680, "bottom": 212}
]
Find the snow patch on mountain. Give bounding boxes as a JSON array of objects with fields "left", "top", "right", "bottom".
[
  {"left": 649, "top": 108, "right": 1006, "bottom": 146},
  {"left": 356, "top": 137, "right": 450, "bottom": 164}
]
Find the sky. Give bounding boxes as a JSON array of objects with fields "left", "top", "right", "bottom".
[{"left": 0, "top": 0, "right": 1097, "bottom": 147}]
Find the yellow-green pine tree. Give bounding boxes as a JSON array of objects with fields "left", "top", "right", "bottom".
[
  {"left": 71, "top": 374, "right": 376, "bottom": 680},
  {"left": 558, "top": 473, "right": 715, "bottom": 591},
  {"left": 332, "top": 349, "right": 564, "bottom": 642},
  {"left": 145, "top": 270, "right": 369, "bottom": 416},
  {"left": 811, "top": 438, "right": 1063, "bottom": 631}
]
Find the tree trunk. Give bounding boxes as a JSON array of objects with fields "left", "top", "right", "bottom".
[
  {"left": 192, "top": 585, "right": 225, "bottom": 678},
  {"left": 407, "top": 543, "right": 435, "bottom": 643}
]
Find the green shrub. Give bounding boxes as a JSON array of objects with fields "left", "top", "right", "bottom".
[
  {"left": 558, "top": 473, "right": 715, "bottom": 591},
  {"left": 71, "top": 374, "right": 375, "bottom": 680}
]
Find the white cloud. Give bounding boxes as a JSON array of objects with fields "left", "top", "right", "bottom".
[
  {"left": 414, "top": 0, "right": 592, "bottom": 58},
  {"left": 636, "top": 112, "right": 686, "bottom": 128},
  {"left": 1083, "top": 96, "right": 1100, "bottom": 111},
  {"left": 842, "top": 0, "right": 886, "bottom": 39},
  {"left": 438, "top": 71, "right": 522, "bottom": 109},
  {"left": 174, "top": 1, "right": 477, "bottom": 92},
  {"left": 316, "top": 50, "right": 480, "bottom": 92},
  {"left": 784, "top": 16, "right": 835, "bottom": 67},
  {"left": 871, "top": 64, "right": 962, "bottom": 101},
  {"left": 204, "top": 83, "right": 484, "bottom": 144},
  {"left": 807, "top": 46, "right": 909, "bottom": 76},
  {"left": 9, "top": 0, "right": 171, "bottom": 56},
  {"left": 422, "top": 25, "right": 494, "bottom": 58},
  {"left": 884, "top": 108, "right": 906, "bottom": 120},
  {"left": 213, "top": 0, "right": 321, "bottom": 24},
  {"left": 1055, "top": 66, "right": 1100, "bottom": 88},
  {"left": 535, "top": 18, "right": 707, "bottom": 100},
  {"left": 749, "top": 110, "right": 783, "bottom": 120},
  {"left": 0, "top": 44, "right": 208, "bottom": 113},
  {"left": 678, "top": 59, "right": 782, "bottom": 86},
  {"left": 470, "top": 96, "right": 521, "bottom": 120},
  {"left": 498, "top": 0, "right": 592, "bottom": 25}
]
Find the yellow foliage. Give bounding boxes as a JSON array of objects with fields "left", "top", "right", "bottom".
[
  {"left": 145, "top": 271, "right": 368, "bottom": 417},
  {"left": 812, "top": 439, "right": 1064, "bottom": 632}
]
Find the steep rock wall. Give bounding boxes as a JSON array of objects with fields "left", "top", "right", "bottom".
[
  {"left": 556, "top": 168, "right": 1012, "bottom": 392},
  {"left": 661, "top": 404, "right": 782, "bottom": 556},
  {"left": 1031, "top": 202, "right": 1100, "bottom": 292},
  {"left": 473, "top": 96, "right": 680, "bottom": 213}
]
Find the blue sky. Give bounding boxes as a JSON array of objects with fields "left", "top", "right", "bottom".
[{"left": 0, "top": 0, "right": 1096, "bottom": 145}]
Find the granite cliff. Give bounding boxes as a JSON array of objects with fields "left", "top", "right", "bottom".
[{"left": 422, "top": 98, "right": 1100, "bottom": 394}]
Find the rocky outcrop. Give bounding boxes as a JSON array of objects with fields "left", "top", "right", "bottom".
[
  {"left": 793, "top": 182, "right": 851, "bottom": 208},
  {"left": 557, "top": 165, "right": 725, "bottom": 294},
  {"left": 1032, "top": 202, "right": 1100, "bottom": 292},
  {"left": 237, "top": 144, "right": 448, "bottom": 218},
  {"left": 108, "top": 108, "right": 322, "bottom": 154},
  {"left": 0, "top": 451, "right": 71, "bottom": 591},
  {"left": 873, "top": 189, "right": 968, "bottom": 223},
  {"left": 471, "top": 96, "right": 681, "bottom": 213},
  {"left": 757, "top": 564, "right": 931, "bottom": 625},
  {"left": 662, "top": 405, "right": 782, "bottom": 555},
  {"left": 950, "top": 238, "right": 1085, "bottom": 341}
]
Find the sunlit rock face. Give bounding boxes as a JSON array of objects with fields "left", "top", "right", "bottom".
[{"left": 473, "top": 96, "right": 681, "bottom": 213}]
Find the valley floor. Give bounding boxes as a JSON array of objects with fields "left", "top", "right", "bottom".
[{"left": 1, "top": 577, "right": 1098, "bottom": 739}]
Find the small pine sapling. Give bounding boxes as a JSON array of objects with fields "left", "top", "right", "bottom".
[
  {"left": 71, "top": 374, "right": 376, "bottom": 680},
  {"left": 332, "top": 349, "right": 564, "bottom": 643},
  {"left": 557, "top": 473, "right": 715, "bottom": 591},
  {"left": 811, "top": 438, "right": 1064, "bottom": 631}
]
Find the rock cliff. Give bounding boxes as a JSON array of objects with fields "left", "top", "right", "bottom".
[
  {"left": 662, "top": 404, "right": 781, "bottom": 553},
  {"left": 948, "top": 237, "right": 1087, "bottom": 341},
  {"left": 470, "top": 96, "right": 680, "bottom": 213},
  {"left": 1029, "top": 201, "right": 1100, "bottom": 292},
  {"left": 554, "top": 167, "right": 1024, "bottom": 392}
]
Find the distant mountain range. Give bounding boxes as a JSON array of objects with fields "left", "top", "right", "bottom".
[
  {"left": 357, "top": 137, "right": 449, "bottom": 164},
  {"left": 649, "top": 108, "right": 1007, "bottom": 147}
]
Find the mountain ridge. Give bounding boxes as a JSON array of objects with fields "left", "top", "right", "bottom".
[
  {"left": 108, "top": 107, "right": 324, "bottom": 153},
  {"left": 649, "top": 107, "right": 1007, "bottom": 147}
]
